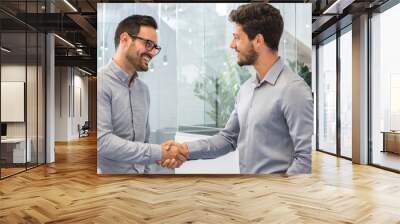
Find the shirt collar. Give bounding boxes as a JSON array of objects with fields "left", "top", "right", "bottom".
[
  {"left": 252, "top": 57, "right": 284, "bottom": 86},
  {"left": 109, "top": 59, "right": 138, "bottom": 85}
]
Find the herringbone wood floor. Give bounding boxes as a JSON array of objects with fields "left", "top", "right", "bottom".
[{"left": 1, "top": 134, "right": 400, "bottom": 224}]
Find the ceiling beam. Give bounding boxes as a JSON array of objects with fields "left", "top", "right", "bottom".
[
  {"left": 67, "top": 13, "right": 97, "bottom": 45},
  {"left": 55, "top": 55, "right": 96, "bottom": 71},
  {"left": 322, "top": 0, "right": 356, "bottom": 15}
]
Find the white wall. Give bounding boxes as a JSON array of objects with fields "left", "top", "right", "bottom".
[
  {"left": 54, "top": 67, "right": 89, "bottom": 141},
  {"left": 55, "top": 67, "right": 68, "bottom": 141},
  {"left": 72, "top": 73, "right": 89, "bottom": 138}
]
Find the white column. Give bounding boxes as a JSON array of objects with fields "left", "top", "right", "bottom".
[
  {"left": 46, "top": 32, "right": 55, "bottom": 163},
  {"left": 352, "top": 14, "right": 369, "bottom": 164},
  {"left": 312, "top": 45, "right": 317, "bottom": 150}
]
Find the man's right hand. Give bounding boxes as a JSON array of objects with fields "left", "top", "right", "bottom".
[{"left": 159, "top": 140, "right": 188, "bottom": 169}]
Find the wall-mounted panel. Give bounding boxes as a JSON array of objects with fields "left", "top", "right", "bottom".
[{"left": 1, "top": 81, "right": 25, "bottom": 122}]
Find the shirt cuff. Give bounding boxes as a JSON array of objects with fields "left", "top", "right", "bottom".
[
  {"left": 186, "top": 141, "right": 202, "bottom": 160},
  {"left": 148, "top": 144, "right": 162, "bottom": 163}
]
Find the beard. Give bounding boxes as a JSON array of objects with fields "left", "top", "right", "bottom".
[
  {"left": 126, "top": 43, "right": 151, "bottom": 72},
  {"left": 237, "top": 43, "right": 258, "bottom": 66}
]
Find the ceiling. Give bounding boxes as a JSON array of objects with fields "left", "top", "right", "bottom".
[
  {"left": 0, "top": 0, "right": 396, "bottom": 73},
  {"left": 0, "top": 0, "right": 98, "bottom": 73},
  {"left": 311, "top": 0, "right": 391, "bottom": 44}
]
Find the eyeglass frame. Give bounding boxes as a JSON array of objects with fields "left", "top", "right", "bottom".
[{"left": 126, "top": 33, "right": 162, "bottom": 55}]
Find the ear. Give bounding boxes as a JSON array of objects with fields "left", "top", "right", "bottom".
[
  {"left": 253, "top": 33, "right": 265, "bottom": 50},
  {"left": 119, "top": 32, "right": 131, "bottom": 47}
]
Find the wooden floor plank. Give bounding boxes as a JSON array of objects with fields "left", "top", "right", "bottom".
[{"left": 0, "top": 134, "right": 400, "bottom": 223}]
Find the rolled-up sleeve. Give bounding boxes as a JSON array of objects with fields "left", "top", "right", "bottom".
[
  {"left": 281, "top": 80, "right": 314, "bottom": 174},
  {"left": 97, "top": 80, "right": 161, "bottom": 165}
]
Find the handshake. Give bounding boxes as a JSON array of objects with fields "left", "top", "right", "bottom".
[{"left": 159, "top": 140, "right": 189, "bottom": 169}]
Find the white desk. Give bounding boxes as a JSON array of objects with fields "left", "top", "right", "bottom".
[
  {"left": 1, "top": 138, "right": 31, "bottom": 163},
  {"left": 174, "top": 132, "right": 239, "bottom": 174}
]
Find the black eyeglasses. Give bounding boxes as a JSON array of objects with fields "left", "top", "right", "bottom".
[{"left": 127, "top": 33, "right": 162, "bottom": 55}]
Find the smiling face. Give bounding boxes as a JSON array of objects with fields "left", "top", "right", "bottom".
[
  {"left": 230, "top": 24, "right": 258, "bottom": 66},
  {"left": 125, "top": 26, "right": 158, "bottom": 72}
]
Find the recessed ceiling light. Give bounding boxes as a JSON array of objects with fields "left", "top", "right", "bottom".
[
  {"left": 54, "top": 34, "right": 75, "bottom": 48},
  {"left": 78, "top": 67, "right": 93, "bottom": 76},
  {"left": 1, "top": 47, "right": 11, "bottom": 53},
  {"left": 323, "top": 0, "right": 354, "bottom": 15},
  {"left": 63, "top": 0, "right": 78, "bottom": 12}
]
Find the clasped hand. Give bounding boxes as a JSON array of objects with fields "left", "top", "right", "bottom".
[{"left": 159, "top": 140, "right": 189, "bottom": 169}]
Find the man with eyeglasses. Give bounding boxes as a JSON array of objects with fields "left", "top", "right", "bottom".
[{"left": 97, "top": 15, "right": 188, "bottom": 174}]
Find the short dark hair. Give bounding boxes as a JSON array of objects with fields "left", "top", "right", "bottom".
[
  {"left": 229, "top": 3, "right": 283, "bottom": 51},
  {"left": 114, "top": 15, "right": 158, "bottom": 49}
]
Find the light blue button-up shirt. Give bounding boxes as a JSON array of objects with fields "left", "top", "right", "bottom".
[
  {"left": 97, "top": 60, "right": 161, "bottom": 174},
  {"left": 187, "top": 58, "right": 314, "bottom": 174}
]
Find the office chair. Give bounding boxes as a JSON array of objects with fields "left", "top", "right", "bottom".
[{"left": 79, "top": 121, "right": 90, "bottom": 138}]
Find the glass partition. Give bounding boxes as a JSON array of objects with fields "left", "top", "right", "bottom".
[
  {"left": 1, "top": 30, "right": 28, "bottom": 177},
  {"left": 0, "top": 0, "right": 46, "bottom": 179},
  {"left": 27, "top": 31, "right": 38, "bottom": 169},
  {"left": 371, "top": 3, "right": 400, "bottom": 171},
  {"left": 317, "top": 36, "right": 337, "bottom": 155},
  {"left": 339, "top": 28, "right": 352, "bottom": 158}
]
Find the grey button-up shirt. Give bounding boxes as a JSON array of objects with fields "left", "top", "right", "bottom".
[
  {"left": 187, "top": 58, "right": 314, "bottom": 174},
  {"left": 97, "top": 60, "right": 161, "bottom": 174}
]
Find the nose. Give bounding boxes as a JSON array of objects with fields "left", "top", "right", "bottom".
[{"left": 230, "top": 39, "right": 236, "bottom": 49}]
